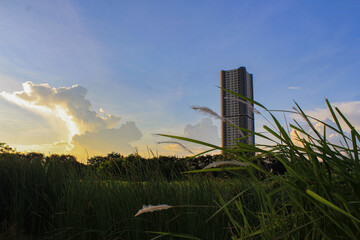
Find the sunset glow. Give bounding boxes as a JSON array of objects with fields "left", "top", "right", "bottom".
[
  {"left": 1, "top": 90, "right": 80, "bottom": 149},
  {"left": 0, "top": 1, "right": 359, "bottom": 160},
  {"left": 54, "top": 106, "right": 80, "bottom": 143},
  {"left": 1, "top": 2, "right": 359, "bottom": 239}
]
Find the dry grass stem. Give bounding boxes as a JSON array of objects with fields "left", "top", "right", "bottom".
[
  {"left": 224, "top": 96, "right": 260, "bottom": 115},
  {"left": 191, "top": 106, "right": 235, "bottom": 125},
  {"left": 134, "top": 204, "right": 173, "bottom": 217},
  {"left": 191, "top": 105, "right": 249, "bottom": 143},
  {"left": 203, "top": 161, "right": 250, "bottom": 169},
  {"left": 157, "top": 141, "right": 194, "bottom": 155}
]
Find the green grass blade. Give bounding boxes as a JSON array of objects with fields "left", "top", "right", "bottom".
[
  {"left": 148, "top": 231, "right": 202, "bottom": 240},
  {"left": 306, "top": 189, "right": 360, "bottom": 223}
]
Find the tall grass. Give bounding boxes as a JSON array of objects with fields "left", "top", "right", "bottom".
[
  {"left": 0, "top": 150, "right": 251, "bottom": 239},
  {"left": 2, "top": 91, "right": 359, "bottom": 239},
  {"left": 159, "top": 89, "right": 360, "bottom": 239}
]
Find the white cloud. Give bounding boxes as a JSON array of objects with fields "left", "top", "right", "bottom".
[
  {"left": 160, "top": 118, "right": 221, "bottom": 155},
  {"left": 72, "top": 121, "right": 142, "bottom": 155},
  {"left": 0, "top": 82, "right": 142, "bottom": 158},
  {"left": 290, "top": 118, "right": 350, "bottom": 147},
  {"left": 184, "top": 118, "right": 220, "bottom": 146},
  {"left": 305, "top": 101, "right": 360, "bottom": 131},
  {"left": 290, "top": 100, "right": 360, "bottom": 147},
  {"left": 1, "top": 81, "right": 120, "bottom": 134}
]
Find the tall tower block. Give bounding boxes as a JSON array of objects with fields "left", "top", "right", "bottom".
[{"left": 220, "top": 66, "right": 254, "bottom": 148}]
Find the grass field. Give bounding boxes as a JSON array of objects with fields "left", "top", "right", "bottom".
[
  {"left": 158, "top": 92, "right": 360, "bottom": 239},
  {"left": 0, "top": 152, "right": 254, "bottom": 239},
  {"left": 1, "top": 95, "right": 360, "bottom": 239}
]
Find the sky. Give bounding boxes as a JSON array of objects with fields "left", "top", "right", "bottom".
[{"left": 0, "top": 0, "right": 360, "bottom": 161}]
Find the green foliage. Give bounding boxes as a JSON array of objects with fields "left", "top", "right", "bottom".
[
  {"left": 2, "top": 91, "right": 359, "bottom": 239},
  {"left": 87, "top": 153, "right": 228, "bottom": 181},
  {"left": 159, "top": 90, "right": 360, "bottom": 239},
  {"left": 0, "top": 142, "right": 16, "bottom": 153},
  {"left": 0, "top": 149, "right": 249, "bottom": 239}
]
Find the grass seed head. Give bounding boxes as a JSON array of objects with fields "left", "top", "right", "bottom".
[
  {"left": 203, "top": 160, "right": 250, "bottom": 169},
  {"left": 191, "top": 106, "right": 235, "bottom": 125},
  {"left": 134, "top": 204, "right": 173, "bottom": 217}
]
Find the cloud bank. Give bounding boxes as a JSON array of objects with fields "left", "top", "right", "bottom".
[
  {"left": 184, "top": 118, "right": 220, "bottom": 146},
  {"left": 0, "top": 82, "right": 142, "bottom": 158},
  {"left": 306, "top": 101, "right": 360, "bottom": 130},
  {"left": 290, "top": 101, "right": 360, "bottom": 147},
  {"left": 161, "top": 118, "right": 220, "bottom": 154},
  {"left": 290, "top": 118, "right": 350, "bottom": 147},
  {"left": 72, "top": 121, "right": 141, "bottom": 154},
  {"left": 1, "top": 81, "right": 120, "bottom": 133}
]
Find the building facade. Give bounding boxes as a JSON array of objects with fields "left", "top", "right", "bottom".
[{"left": 220, "top": 66, "right": 254, "bottom": 148}]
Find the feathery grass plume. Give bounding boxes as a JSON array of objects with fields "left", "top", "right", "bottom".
[
  {"left": 191, "top": 106, "right": 234, "bottom": 125},
  {"left": 157, "top": 141, "right": 194, "bottom": 155},
  {"left": 191, "top": 105, "right": 250, "bottom": 142},
  {"left": 134, "top": 204, "right": 173, "bottom": 217},
  {"left": 191, "top": 105, "right": 251, "bottom": 144},
  {"left": 203, "top": 161, "right": 250, "bottom": 169}
]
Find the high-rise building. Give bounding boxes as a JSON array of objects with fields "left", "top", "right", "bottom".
[{"left": 220, "top": 66, "right": 254, "bottom": 148}]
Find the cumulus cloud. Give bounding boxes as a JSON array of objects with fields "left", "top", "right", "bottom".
[
  {"left": 0, "top": 82, "right": 142, "bottom": 158},
  {"left": 314, "top": 118, "right": 350, "bottom": 144},
  {"left": 72, "top": 121, "right": 141, "bottom": 154},
  {"left": 289, "top": 100, "right": 360, "bottom": 148},
  {"left": 1, "top": 81, "right": 120, "bottom": 134},
  {"left": 290, "top": 118, "right": 350, "bottom": 147},
  {"left": 160, "top": 118, "right": 220, "bottom": 155},
  {"left": 184, "top": 118, "right": 220, "bottom": 146},
  {"left": 305, "top": 101, "right": 360, "bottom": 130}
]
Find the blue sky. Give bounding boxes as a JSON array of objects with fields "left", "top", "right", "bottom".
[{"left": 0, "top": 0, "right": 360, "bottom": 160}]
